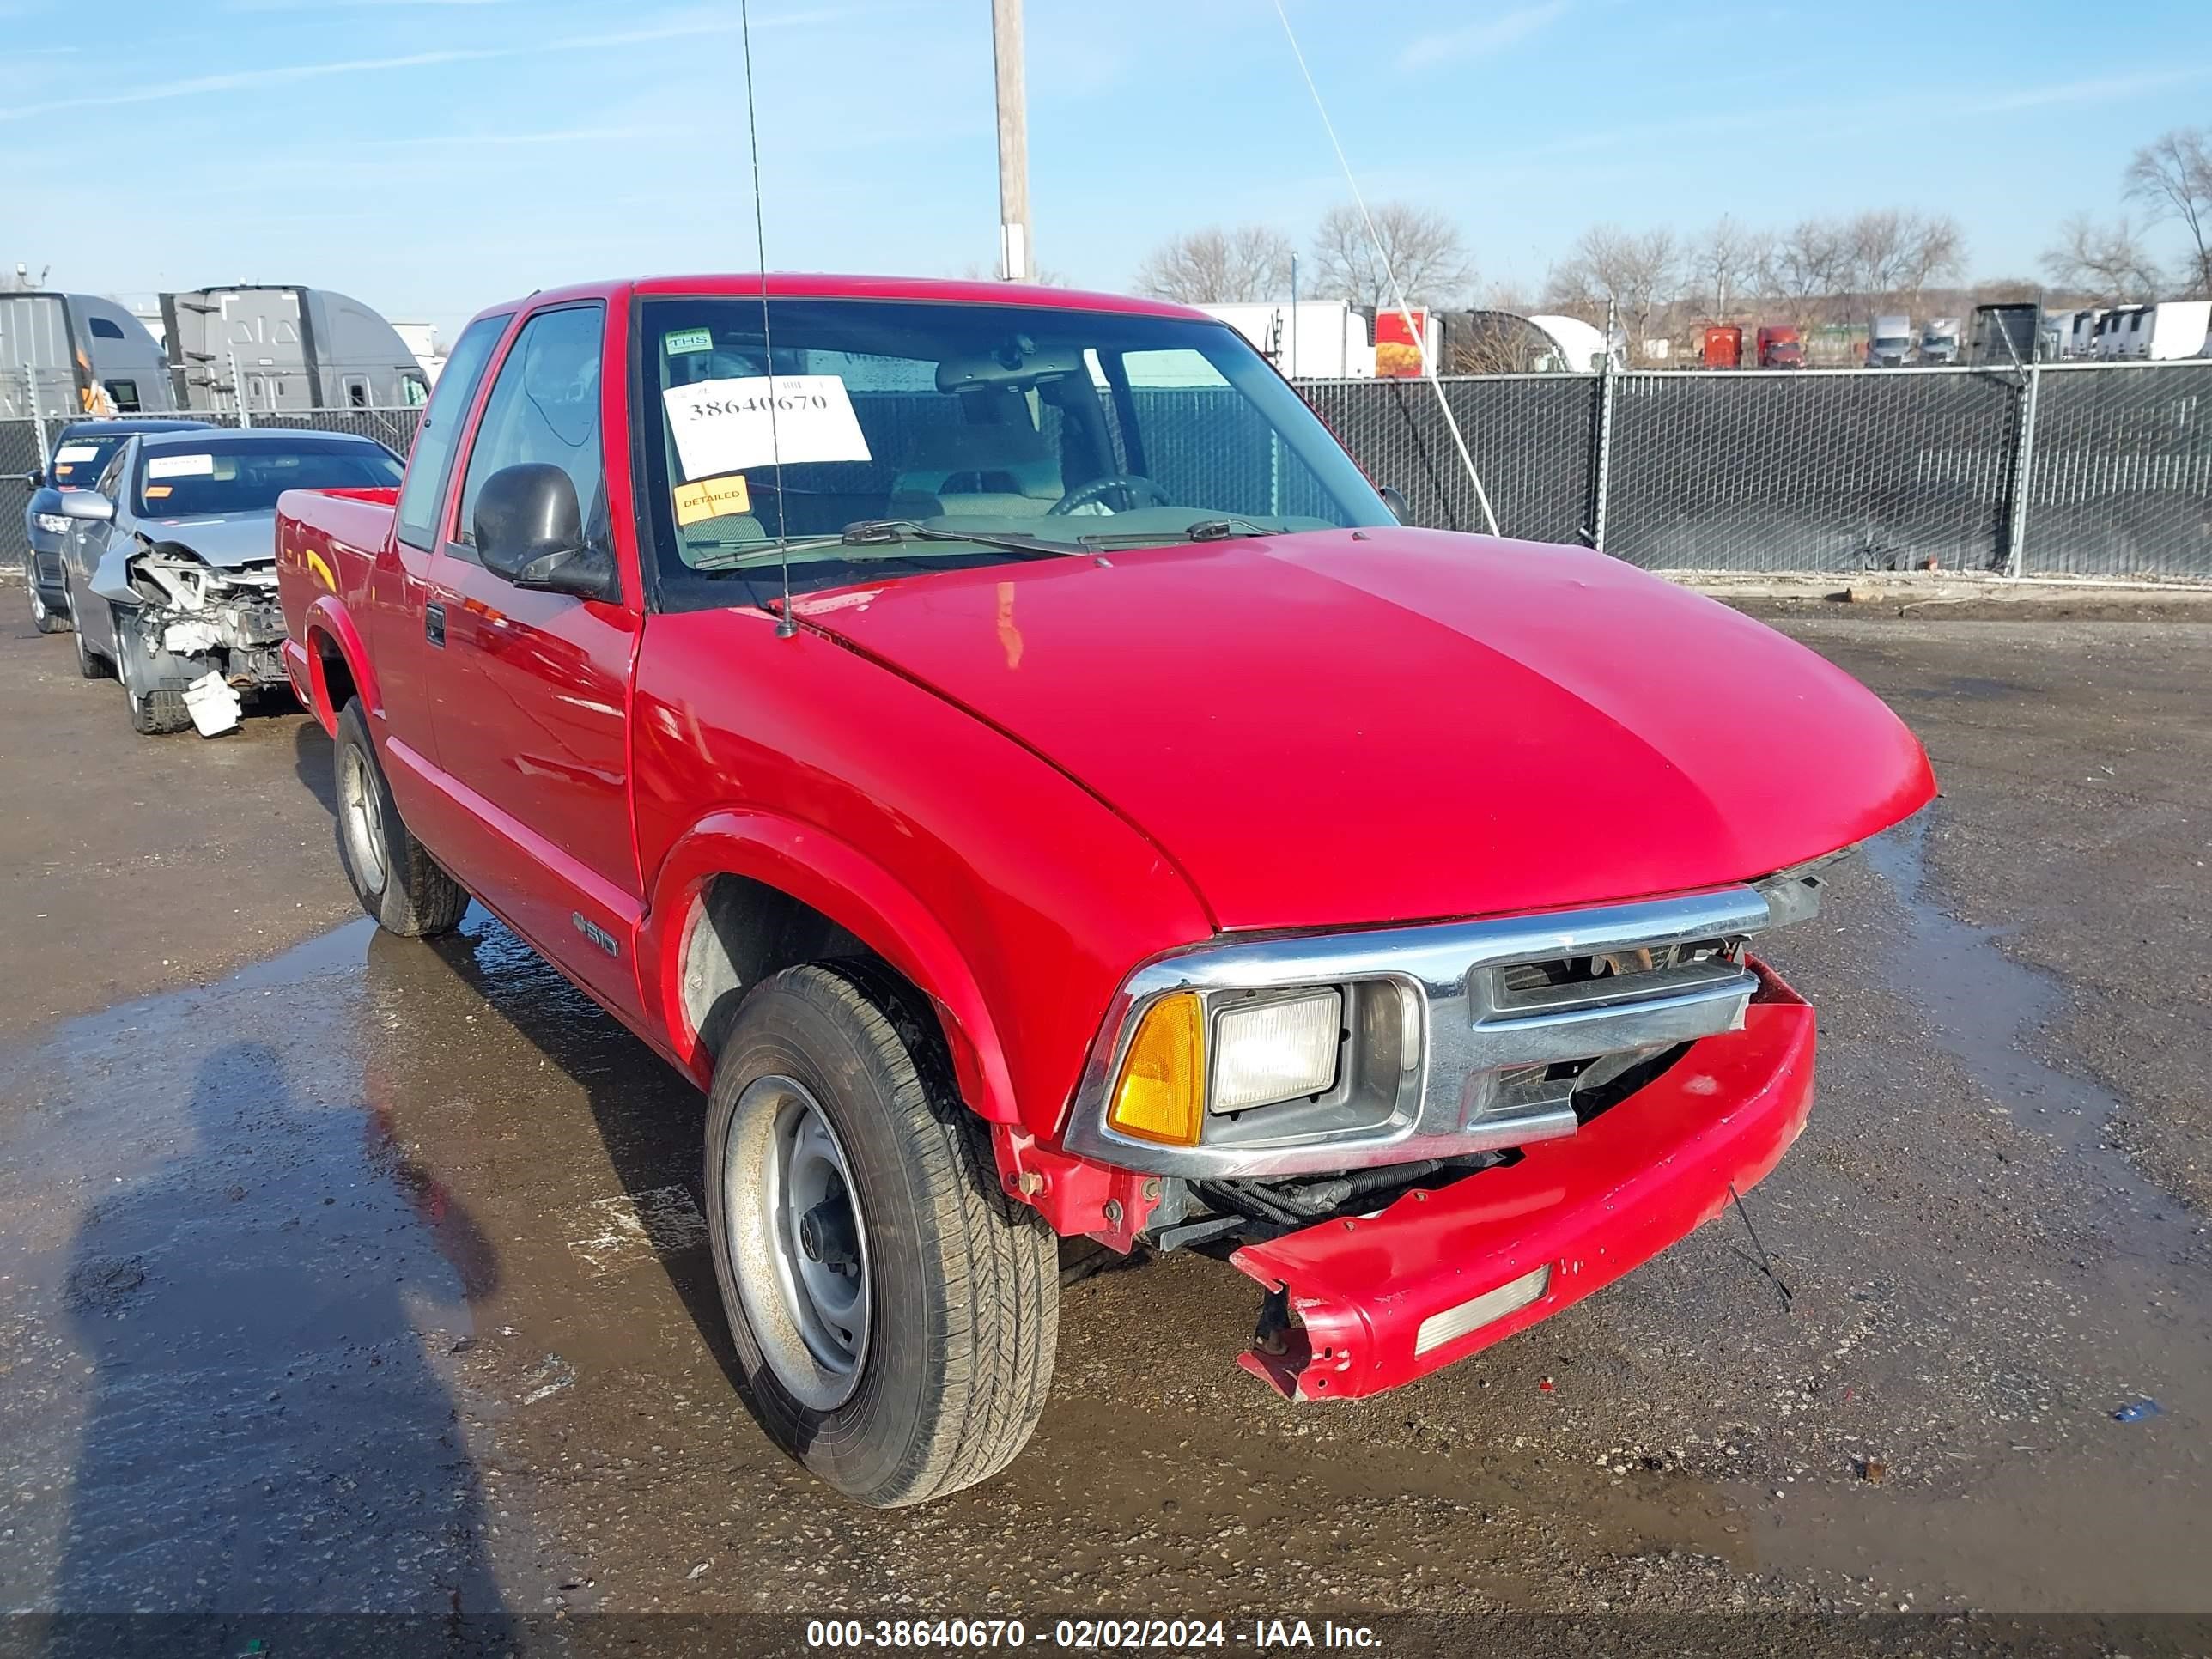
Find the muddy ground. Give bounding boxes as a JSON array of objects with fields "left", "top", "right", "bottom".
[{"left": 0, "top": 604, "right": 2207, "bottom": 1645}]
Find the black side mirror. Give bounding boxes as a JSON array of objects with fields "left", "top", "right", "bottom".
[
  {"left": 20, "top": 470, "right": 41, "bottom": 490},
  {"left": 473, "top": 462, "right": 619, "bottom": 603},
  {"left": 1378, "top": 484, "right": 1412, "bottom": 524}
]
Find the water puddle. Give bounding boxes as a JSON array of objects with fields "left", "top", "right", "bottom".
[
  {"left": 1735, "top": 812, "right": 2212, "bottom": 1612},
  {"left": 1861, "top": 813, "right": 2194, "bottom": 1261}
]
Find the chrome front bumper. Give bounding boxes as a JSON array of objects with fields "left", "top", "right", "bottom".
[{"left": 1060, "top": 876, "right": 1823, "bottom": 1179}]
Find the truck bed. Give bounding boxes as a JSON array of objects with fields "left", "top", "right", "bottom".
[{"left": 276, "top": 486, "right": 398, "bottom": 663}]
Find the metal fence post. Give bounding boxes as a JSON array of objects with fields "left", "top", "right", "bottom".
[
  {"left": 229, "top": 351, "right": 252, "bottom": 428},
  {"left": 2004, "top": 362, "right": 2041, "bottom": 578},
  {"left": 1589, "top": 357, "right": 1616, "bottom": 551}
]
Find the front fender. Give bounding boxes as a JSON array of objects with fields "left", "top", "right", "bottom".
[
  {"left": 88, "top": 543, "right": 140, "bottom": 609},
  {"left": 644, "top": 809, "right": 1018, "bottom": 1123}
]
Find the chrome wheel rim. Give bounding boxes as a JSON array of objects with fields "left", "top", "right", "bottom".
[
  {"left": 723, "top": 1074, "right": 872, "bottom": 1410},
  {"left": 338, "top": 744, "right": 388, "bottom": 896}
]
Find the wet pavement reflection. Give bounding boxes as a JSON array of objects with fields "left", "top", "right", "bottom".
[{"left": 2, "top": 928, "right": 498, "bottom": 1613}]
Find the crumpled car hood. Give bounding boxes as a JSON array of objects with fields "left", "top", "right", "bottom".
[
  {"left": 793, "top": 527, "right": 1936, "bottom": 932},
  {"left": 135, "top": 510, "right": 279, "bottom": 567}
]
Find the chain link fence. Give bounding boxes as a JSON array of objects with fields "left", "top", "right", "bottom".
[
  {"left": 2, "top": 406, "right": 426, "bottom": 565},
  {"left": 2016, "top": 362, "right": 2212, "bottom": 577},
  {"left": 1300, "top": 374, "right": 1601, "bottom": 546},
  {"left": 1302, "top": 358, "right": 2212, "bottom": 578},
  {"left": 4, "top": 361, "right": 2209, "bottom": 578}
]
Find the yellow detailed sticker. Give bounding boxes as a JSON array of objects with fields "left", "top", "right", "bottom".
[
  {"left": 144, "top": 484, "right": 173, "bottom": 498},
  {"left": 672, "top": 472, "right": 752, "bottom": 526}
]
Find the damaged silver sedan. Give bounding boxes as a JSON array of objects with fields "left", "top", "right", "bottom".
[{"left": 58, "top": 431, "right": 404, "bottom": 736}]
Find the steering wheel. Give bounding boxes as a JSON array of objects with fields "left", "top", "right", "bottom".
[{"left": 1046, "top": 472, "right": 1172, "bottom": 516}]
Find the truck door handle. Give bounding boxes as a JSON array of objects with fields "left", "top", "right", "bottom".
[{"left": 425, "top": 601, "right": 446, "bottom": 647}]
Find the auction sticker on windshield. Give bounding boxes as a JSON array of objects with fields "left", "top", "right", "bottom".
[
  {"left": 55, "top": 444, "right": 99, "bottom": 463},
  {"left": 672, "top": 472, "right": 753, "bottom": 526},
  {"left": 662, "top": 375, "right": 872, "bottom": 480},
  {"left": 147, "top": 453, "right": 216, "bottom": 479}
]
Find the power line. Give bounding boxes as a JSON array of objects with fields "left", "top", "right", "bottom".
[{"left": 1268, "top": 0, "right": 1500, "bottom": 538}]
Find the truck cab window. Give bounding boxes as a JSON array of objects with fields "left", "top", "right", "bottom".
[
  {"left": 454, "top": 304, "right": 607, "bottom": 562},
  {"left": 394, "top": 313, "right": 510, "bottom": 550}
]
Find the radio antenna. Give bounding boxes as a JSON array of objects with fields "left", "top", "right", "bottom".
[
  {"left": 1268, "top": 0, "right": 1500, "bottom": 538},
  {"left": 738, "top": 0, "right": 796, "bottom": 636}
]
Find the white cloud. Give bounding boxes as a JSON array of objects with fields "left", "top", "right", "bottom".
[
  {"left": 1397, "top": 1, "right": 1571, "bottom": 71},
  {"left": 0, "top": 3, "right": 887, "bottom": 121}
]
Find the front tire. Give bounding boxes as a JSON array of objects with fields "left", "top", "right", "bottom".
[
  {"left": 72, "top": 609, "right": 112, "bottom": 679},
  {"left": 127, "top": 684, "right": 193, "bottom": 736},
  {"left": 333, "top": 697, "right": 469, "bottom": 936},
  {"left": 112, "top": 605, "right": 193, "bottom": 736},
  {"left": 707, "top": 963, "right": 1059, "bottom": 1507},
  {"left": 27, "top": 562, "right": 69, "bottom": 635}
]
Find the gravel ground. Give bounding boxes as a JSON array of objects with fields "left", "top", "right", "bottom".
[{"left": 0, "top": 601, "right": 2206, "bottom": 1646}]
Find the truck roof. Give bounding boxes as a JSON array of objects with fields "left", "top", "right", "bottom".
[{"left": 465, "top": 274, "right": 1217, "bottom": 331}]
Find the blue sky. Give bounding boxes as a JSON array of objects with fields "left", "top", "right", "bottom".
[{"left": 8, "top": 0, "right": 2211, "bottom": 342}]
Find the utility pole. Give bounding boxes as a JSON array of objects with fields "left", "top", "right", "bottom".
[{"left": 990, "top": 0, "right": 1031, "bottom": 281}]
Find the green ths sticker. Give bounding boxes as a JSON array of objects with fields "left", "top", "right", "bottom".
[{"left": 664, "top": 328, "right": 714, "bottom": 356}]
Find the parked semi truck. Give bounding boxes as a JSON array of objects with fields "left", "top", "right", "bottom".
[
  {"left": 2095, "top": 301, "right": 2212, "bottom": 360},
  {"left": 0, "top": 292, "right": 178, "bottom": 419},
  {"left": 1700, "top": 325, "right": 1744, "bottom": 368},
  {"left": 1757, "top": 325, "right": 1805, "bottom": 368},
  {"left": 1918, "top": 318, "right": 1960, "bottom": 364},
  {"left": 161, "top": 285, "right": 432, "bottom": 414},
  {"left": 275, "top": 271, "right": 1932, "bottom": 1508},
  {"left": 1865, "top": 315, "right": 1912, "bottom": 368}
]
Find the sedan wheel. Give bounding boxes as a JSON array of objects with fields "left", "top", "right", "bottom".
[{"left": 26, "top": 563, "right": 69, "bottom": 635}]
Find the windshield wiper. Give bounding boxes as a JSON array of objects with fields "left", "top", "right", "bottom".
[
  {"left": 685, "top": 533, "right": 845, "bottom": 573},
  {"left": 1077, "top": 516, "right": 1278, "bottom": 545},
  {"left": 840, "top": 520, "right": 1087, "bottom": 560}
]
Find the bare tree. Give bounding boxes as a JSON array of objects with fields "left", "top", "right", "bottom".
[
  {"left": 2124, "top": 127, "right": 2212, "bottom": 297},
  {"left": 2041, "top": 214, "right": 2166, "bottom": 303},
  {"left": 1686, "top": 216, "right": 1768, "bottom": 318},
  {"left": 1839, "top": 209, "right": 1964, "bottom": 317},
  {"left": 1309, "top": 202, "right": 1474, "bottom": 310},
  {"left": 1543, "top": 224, "right": 1680, "bottom": 350},
  {"left": 1133, "top": 225, "right": 1295, "bottom": 304},
  {"left": 1758, "top": 217, "right": 1848, "bottom": 331}
]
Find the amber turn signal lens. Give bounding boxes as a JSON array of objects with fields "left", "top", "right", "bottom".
[{"left": 1106, "top": 992, "right": 1206, "bottom": 1146}]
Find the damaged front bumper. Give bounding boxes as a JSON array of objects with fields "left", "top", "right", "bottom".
[
  {"left": 1230, "top": 963, "right": 1816, "bottom": 1401},
  {"left": 101, "top": 552, "right": 290, "bottom": 724}
]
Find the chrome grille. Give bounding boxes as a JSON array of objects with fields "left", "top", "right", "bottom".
[{"left": 1064, "top": 866, "right": 1835, "bottom": 1180}]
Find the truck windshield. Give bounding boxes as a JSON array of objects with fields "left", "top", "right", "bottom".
[
  {"left": 640, "top": 295, "right": 1394, "bottom": 605},
  {"left": 135, "top": 439, "right": 403, "bottom": 515}
]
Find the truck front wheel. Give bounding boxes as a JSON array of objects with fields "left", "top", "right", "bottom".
[
  {"left": 706, "top": 963, "right": 1059, "bottom": 1506},
  {"left": 333, "top": 698, "right": 469, "bottom": 937}
]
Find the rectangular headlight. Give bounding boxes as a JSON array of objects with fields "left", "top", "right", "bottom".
[
  {"left": 1210, "top": 989, "right": 1341, "bottom": 1114},
  {"left": 36, "top": 514, "right": 70, "bottom": 534}
]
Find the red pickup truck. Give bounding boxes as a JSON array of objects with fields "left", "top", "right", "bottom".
[{"left": 276, "top": 275, "right": 1934, "bottom": 1507}]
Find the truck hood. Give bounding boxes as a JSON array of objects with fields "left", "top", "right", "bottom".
[
  {"left": 793, "top": 528, "right": 1936, "bottom": 932},
  {"left": 136, "top": 510, "right": 278, "bottom": 568}
]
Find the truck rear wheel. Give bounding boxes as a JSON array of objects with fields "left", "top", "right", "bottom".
[
  {"left": 334, "top": 698, "right": 469, "bottom": 938},
  {"left": 706, "top": 963, "right": 1059, "bottom": 1507}
]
